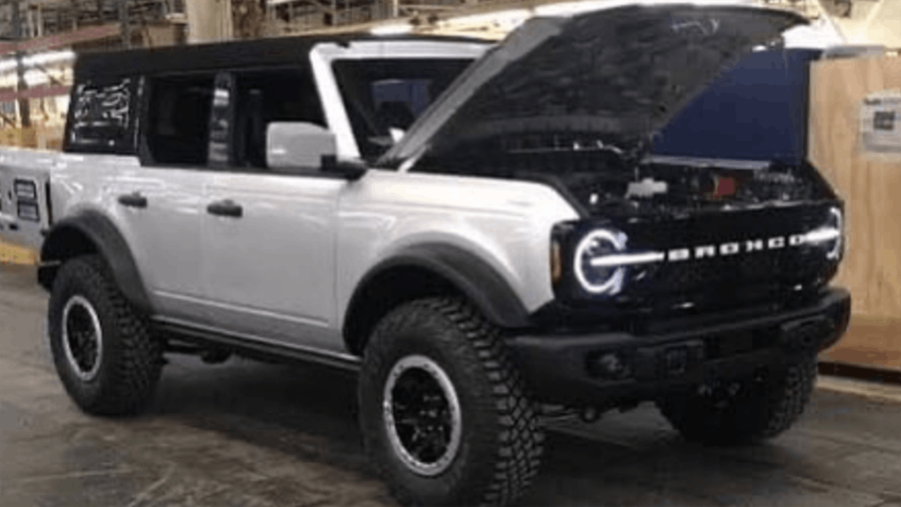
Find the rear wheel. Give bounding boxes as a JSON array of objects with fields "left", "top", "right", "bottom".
[
  {"left": 48, "top": 255, "right": 163, "bottom": 416},
  {"left": 359, "top": 297, "right": 543, "bottom": 506},
  {"left": 656, "top": 357, "right": 817, "bottom": 446}
]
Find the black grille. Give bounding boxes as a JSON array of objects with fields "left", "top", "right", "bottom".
[
  {"left": 629, "top": 247, "right": 826, "bottom": 297},
  {"left": 553, "top": 202, "right": 841, "bottom": 316},
  {"left": 618, "top": 203, "right": 836, "bottom": 302},
  {"left": 656, "top": 253, "right": 782, "bottom": 291}
]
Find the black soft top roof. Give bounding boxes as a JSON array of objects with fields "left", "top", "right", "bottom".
[{"left": 74, "top": 33, "right": 488, "bottom": 79}]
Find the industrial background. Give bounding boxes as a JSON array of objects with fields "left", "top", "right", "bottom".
[
  {"left": 0, "top": 1, "right": 900, "bottom": 506},
  {"left": 0, "top": 0, "right": 893, "bottom": 150},
  {"left": 0, "top": 0, "right": 890, "bottom": 150}
]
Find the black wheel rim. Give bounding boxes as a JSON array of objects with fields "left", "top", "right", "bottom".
[
  {"left": 62, "top": 295, "right": 103, "bottom": 381},
  {"left": 383, "top": 355, "right": 461, "bottom": 476}
]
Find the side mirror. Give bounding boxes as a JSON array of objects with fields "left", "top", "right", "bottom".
[{"left": 266, "top": 122, "right": 337, "bottom": 172}]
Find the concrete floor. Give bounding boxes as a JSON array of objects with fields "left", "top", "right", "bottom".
[
  {"left": 824, "top": 315, "right": 901, "bottom": 370},
  {"left": 2, "top": 265, "right": 901, "bottom": 507}
]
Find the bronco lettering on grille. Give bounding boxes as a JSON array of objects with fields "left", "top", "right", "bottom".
[{"left": 667, "top": 235, "right": 805, "bottom": 262}]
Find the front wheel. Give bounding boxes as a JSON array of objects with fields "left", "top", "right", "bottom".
[
  {"left": 359, "top": 298, "right": 543, "bottom": 507},
  {"left": 656, "top": 357, "right": 817, "bottom": 446}
]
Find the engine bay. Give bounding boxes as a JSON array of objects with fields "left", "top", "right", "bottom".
[
  {"left": 571, "top": 156, "right": 827, "bottom": 218},
  {"left": 415, "top": 134, "right": 833, "bottom": 217}
]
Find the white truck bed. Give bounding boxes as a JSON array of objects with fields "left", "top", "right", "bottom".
[{"left": 0, "top": 147, "right": 59, "bottom": 252}]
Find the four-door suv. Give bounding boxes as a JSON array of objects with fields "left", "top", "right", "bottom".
[{"left": 4, "top": 4, "right": 851, "bottom": 506}]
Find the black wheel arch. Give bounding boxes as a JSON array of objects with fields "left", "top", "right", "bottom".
[
  {"left": 343, "top": 243, "right": 532, "bottom": 355},
  {"left": 39, "top": 211, "right": 152, "bottom": 315}
]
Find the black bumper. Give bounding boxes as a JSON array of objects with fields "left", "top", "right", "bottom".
[{"left": 508, "top": 288, "right": 851, "bottom": 407}]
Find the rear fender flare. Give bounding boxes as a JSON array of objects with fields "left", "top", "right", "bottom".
[{"left": 40, "top": 211, "right": 151, "bottom": 315}]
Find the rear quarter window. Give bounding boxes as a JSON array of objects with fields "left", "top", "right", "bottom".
[{"left": 65, "top": 76, "right": 138, "bottom": 154}]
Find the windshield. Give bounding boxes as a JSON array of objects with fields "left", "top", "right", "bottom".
[{"left": 332, "top": 58, "right": 475, "bottom": 161}]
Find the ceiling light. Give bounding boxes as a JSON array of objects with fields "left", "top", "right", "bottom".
[
  {"left": 23, "top": 50, "right": 75, "bottom": 67},
  {"left": 370, "top": 23, "right": 413, "bottom": 35},
  {"left": 445, "top": 9, "right": 532, "bottom": 27},
  {"left": 24, "top": 69, "right": 49, "bottom": 86}
]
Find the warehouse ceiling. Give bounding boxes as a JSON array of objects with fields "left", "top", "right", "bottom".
[
  {"left": 0, "top": 0, "right": 824, "bottom": 46},
  {"left": 266, "top": 0, "right": 823, "bottom": 38},
  {"left": 0, "top": 1, "right": 181, "bottom": 40}
]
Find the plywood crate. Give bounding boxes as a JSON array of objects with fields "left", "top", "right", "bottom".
[
  {"left": 0, "top": 239, "right": 37, "bottom": 265},
  {"left": 809, "top": 55, "right": 901, "bottom": 370},
  {"left": 0, "top": 127, "right": 37, "bottom": 148},
  {"left": 36, "top": 125, "right": 64, "bottom": 151}
]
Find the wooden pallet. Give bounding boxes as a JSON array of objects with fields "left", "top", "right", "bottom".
[{"left": 0, "top": 239, "right": 38, "bottom": 265}]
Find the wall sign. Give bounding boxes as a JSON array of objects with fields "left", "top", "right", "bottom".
[{"left": 861, "top": 90, "right": 901, "bottom": 154}]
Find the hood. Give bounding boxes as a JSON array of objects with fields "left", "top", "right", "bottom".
[{"left": 381, "top": 4, "right": 807, "bottom": 166}]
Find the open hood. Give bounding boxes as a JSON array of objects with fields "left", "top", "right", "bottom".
[{"left": 381, "top": 4, "right": 807, "bottom": 167}]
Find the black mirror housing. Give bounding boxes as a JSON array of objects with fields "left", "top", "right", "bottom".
[{"left": 321, "top": 155, "right": 367, "bottom": 181}]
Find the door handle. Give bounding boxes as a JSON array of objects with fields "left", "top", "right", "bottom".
[
  {"left": 207, "top": 199, "right": 243, "bottom": 218},
  {"left": 118, "top": 192, "right": 148, "bottom": 209}
]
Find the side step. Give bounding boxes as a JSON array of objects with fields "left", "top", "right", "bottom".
[{"left": 152, "top": 317, "right": 361, "bottom": 372}]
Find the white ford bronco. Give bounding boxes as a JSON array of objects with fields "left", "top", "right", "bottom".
[{"left": 0, "top": 3, "right": 851, "bottom": 506}]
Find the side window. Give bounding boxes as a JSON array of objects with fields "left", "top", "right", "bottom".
[
  {"left": 231, "top": 68, "right": 325, "bottom": 169},
  {"left": 66, "top": 76, "right": 137, "bottom": 154},
  {"left": 143, "top": 74, "right": 215, "bottom": 166}
]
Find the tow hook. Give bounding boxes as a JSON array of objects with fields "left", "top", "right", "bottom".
[{"left": 579, "top": 407, "right": 601, "bottom": 423}]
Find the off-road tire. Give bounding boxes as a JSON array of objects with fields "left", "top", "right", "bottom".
[
  {"left": 359, "top": 297, "right": 544, "bottom": 507},
  {"left": 48, "top": 255, "right": 163, "bottom": 416},
  {"left": 657, "top": 357, "right": 817, "bottom": 446}
]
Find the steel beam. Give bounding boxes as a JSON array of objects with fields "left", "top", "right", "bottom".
[
  {"left": 0, "top": 84, "right": 70, "bottom": 103},
  {"left": 0, "top": 23, "right": 121, "bottom": 56}
]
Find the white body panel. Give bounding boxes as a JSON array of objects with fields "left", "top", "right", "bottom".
[
  {"left": 4, "top": 145, "right": 578, "bottom": 353},
  {"left": 0, "top": 148, "right": 57, "bottom": 250},
  {"left": 48, "top": 155, "right": 208, "bottom": 322},
  {"left": 202, "top": 172, "right": 345, "bottom": 351},
  {"left": 336, "top": 170, "right": 579, "bottom": 324}
]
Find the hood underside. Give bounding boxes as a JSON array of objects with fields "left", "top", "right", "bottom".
[{"left": 382, "top": 4, "right": 807, "bottom": 166}]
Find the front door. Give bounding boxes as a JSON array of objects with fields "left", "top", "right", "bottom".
[{"left": 200, "top": 67, "right": 344, "bottom": 351}]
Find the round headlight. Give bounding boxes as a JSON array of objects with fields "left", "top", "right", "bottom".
[
  {"left": 574, "top": 229, "right": 627, "bottom": 295},
  {"left": 797, "top": 206, "right": 843, "bottom": 260},
  {"left": 827, "top": 207, "right": 843, "bottom": 260}
]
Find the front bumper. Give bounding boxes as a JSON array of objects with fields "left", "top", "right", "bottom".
[{"left": 508, "top": 288, "right": 851, "bottom": 406}]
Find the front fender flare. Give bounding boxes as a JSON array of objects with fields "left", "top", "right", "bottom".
[{"left": 348, "top": 243, "right": 532, "bottom": 330}]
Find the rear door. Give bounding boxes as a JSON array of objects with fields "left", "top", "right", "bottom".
[
  {"left": 40, "top": 75, "right": 208, "bottom": 323},
  {"left": 122, "top": 73, "right": 214, "bottom": 321}
]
